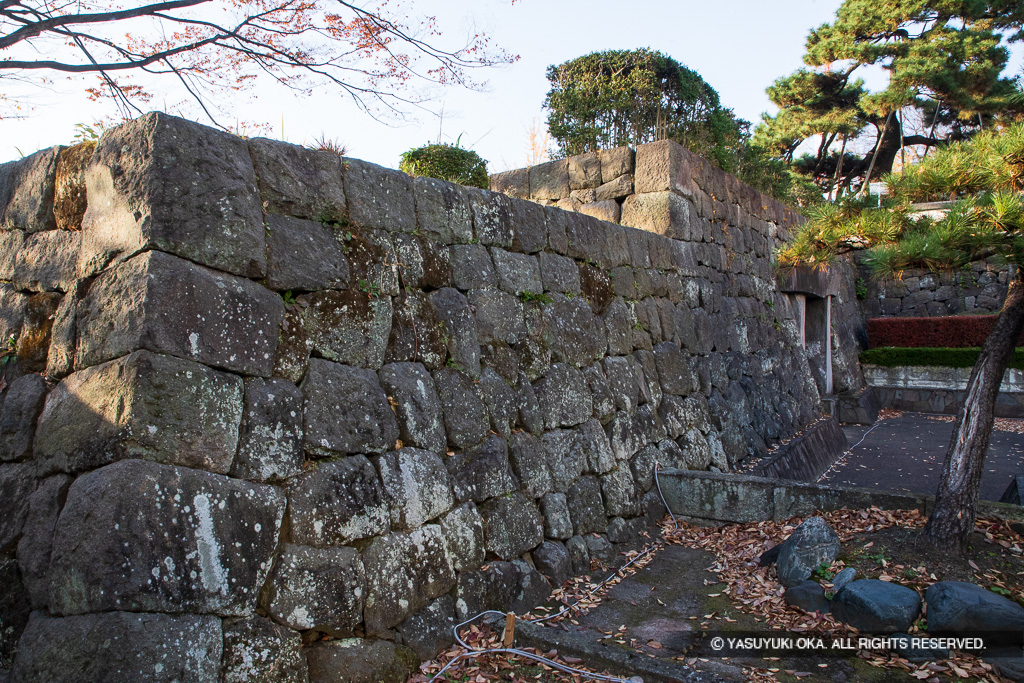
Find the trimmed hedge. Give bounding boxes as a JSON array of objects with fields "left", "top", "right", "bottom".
[
  {"left": 399, "top": 143, "right": 489, "bottom": 189},
  {"left": 866, "top": 315, "right": 1024, "bottom": 349},
  {"left": 860, "top": 347, "right": 1024, "bottom": 370}
]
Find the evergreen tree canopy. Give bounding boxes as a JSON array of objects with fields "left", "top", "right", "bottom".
[
  {"left": 543, "top": 49, "right": 743, "bottom": 169},
  {"left": 757, "top": 0, "right": 1024, "bottom": 197}
]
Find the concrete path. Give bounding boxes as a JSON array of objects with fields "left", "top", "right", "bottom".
[{"left": 827, "top": 412, "right": 1024, "bottom": 501}]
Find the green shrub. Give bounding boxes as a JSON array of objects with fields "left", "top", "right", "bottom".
[
  {"left": 860, "top": 347, "right": 1024, "bottom": 371},
  {"left": 399, "top": 143, "right": 489, "bottom": 189}
]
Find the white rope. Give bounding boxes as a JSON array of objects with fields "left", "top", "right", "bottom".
[{"left": 817, "top": 420, "right": 883, "bottom": 482}]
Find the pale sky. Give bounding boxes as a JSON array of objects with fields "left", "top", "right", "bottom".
[{"left": 2, "top": 0, "right": 1015, "bottom": 171}]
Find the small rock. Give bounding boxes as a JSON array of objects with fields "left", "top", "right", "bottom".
[
  {"left": 831, "top": 579, "right": 922, "bottom": 633},
  {"left": 784, "top": 580, "right": 830, "bottom": 614},
  {"left": 832, "top": 567, "right": 857, "bottom": 593},
  {"left": 775, "top": 517, "right": 840, "bottom": 588}
]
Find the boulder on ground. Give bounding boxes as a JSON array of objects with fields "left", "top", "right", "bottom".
[
  {"left": 783, "top": 580, "right": 830, "bottom": 614},
  {"left": 925, "top": 581, "right": 1024, "bottom": 634},
  {"left": 831, "top": 579, "right": 922, "bottom": 633},
  {"left": 775, "top": 517, "right": 840, "bottom": 588}
]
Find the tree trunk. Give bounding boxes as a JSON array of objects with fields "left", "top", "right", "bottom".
[{"left": 922, "top": 268, "right": 1024, "bottom": 552}]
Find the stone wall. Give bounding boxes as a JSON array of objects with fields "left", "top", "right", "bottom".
[
  {"left": 1, "top": 114, "right": 829, "bottom": 682},
  {"left": 857, "top": 257, "right": 1011, "bottom": 319}
]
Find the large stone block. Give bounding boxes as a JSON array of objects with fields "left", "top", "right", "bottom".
[
  {"left": 446, "top": 434, "right": 518, "bottom": 503},
  {"left": 0, "top": 374, "right": 47, "bottom": 462},
  {"left": 542, "top": 295, "right": 607, "bottom": 367},
  {"left": 634, "top": 139, "right": 698, "bottom": 198},
  {"left": 434, "top": 367, "right": 489, "bottom": 449},
  {"left": 452, "top": 561, "right": 521, "bottom": 620},
  {"left": 305, "top": 638, "right": 418, "bottom": 683},
  {"left": 301, "top": 359, "right": 399, "bottom": 456},
  {"left": 508, "top": 196, "right": 548, "bottom": 254},
  {"left": 376, "top": 448, "right": 454, "bottom": 529},
  {"left": 231, "top": 377, "right": 304, "bottom": 483},
  {"left": 479, "top": 367, "right": 517, "bottom": 437},
  {"left": 300, "top": 289, "right": 392, "bottom": 369},
  {"left": 12, "top": 230, "right": 79, "bottom": 292},
  {"left": 529, "top": 159, "right": 570, "bottom": 201},
  {"left": 45, "top": 286, "right": 79, "bottom": 380},
  {"left": 265, "top": 214, "right": 350, "bottom": 291},
  {"left": 568, "top": 152, "right": 602, "bottom": 190},
  {"left": 413, "top": 176, "right": 474, "bottom": 243},
  {"left": 600, "top": 466, "right": 641, "bottom": 517},
  {"left": 508, "top": 431, "right": 553, "bottom": 498},
  {"left": 16, "top": 291, "right": 61, "bottom": 373},
  {"left": 0, "top": 284, "right": 26, "bottom": 343},
  {"left": 450, "top": 243, "right": 497, "bottom": 289},
  {"left": 248, "top": 136, "right": 346, "bottom": 223},
  {"left": 397, "top": 595, "right": 455, "bottom": 661},
  {"left": 0, "top": 146, "right": 59, "bottom": 232},
  {"left": 489, "top": 168, "right": 529, "bottom": 198},
  {"left": 265, "top": 543, "right": 365, "bottom": 635},
  {"left": 10, "top": 611, "right": 222, "bottom": 683},
  {"left": 344, "top": 158, "right": 415, "bottom": 232},
  {"left": 35, "top": 350, "right": 243, "bottom": 475},
  {"left": 468, "top": 187, "right": 514, "bottom": 247},
  {"left": 541, "top": 428, "right": 585, "bottom": 493},
  {"left": 49, "top": 459, "right": 285, "bottom": 616},
  {"left": 75, "top": 250, "right": 284, "bottom": 376},
  {"left": 533, "top": 363, "right": 593, "bottom": 429},
  {"left": 79, "top": 112, "right": 266, "bottom": 278},
  {"left": 439, "top": 503, "right": 486, "bottom": 571},
  {"left": 469, "top": 288, "right": 527, "bottom": 344},
  {"left": 53, "top": 142, "right": 93, "bottom": 230},
  {"left": 428, "top": 288, "right": 481, "bottom": 377},
  {"left": 540, "top": 492, "right": 573, "bottom": 540},
  {"left": 621, "top": 191, "right": 698, "bottom": 241},
  {"left": 0, "top": 462, "right": 36, "bottom": 556},
  {"left": 599, "top": 147, "right": 635, "bottom": 184},
  {"left": 538, "top": 252, "right": 581, "bottom": 294},
  {"left": 0, "top": 230, "right": 24, "bottom": 280},
  {"left": 222, "top": 615, "right": 308, "bottom": 683},
  {"left": 491, "top": 247, "right": 542, "bottom": 295},
  {"left": 0, "top": 556, "right": 30, "bottom": 669},
  {"left": 287, "top": 455, "right": 389, "bottom": 546},
  {"left": 363, "top": 526, "right": 455, "bottom": 633},
  {"left": 379, "top": 362, "right": 446, "bottom": 453},
  {"left": 479, "top": 492, "right": 544, "bottom": 560},
  {"left": 386, "top": 292, "right": 448, "bottom": 370},
  {"left": 567, "top": 475, "right": 608, "bottom": 535},
  {"left": 16, "top": 474, "right": 72, "bottom": 609}
]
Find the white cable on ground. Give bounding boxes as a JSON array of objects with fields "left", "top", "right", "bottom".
[
  {"left": 428, "top": 464, "right": 680, "bottom": 682},
  {"left": 817, "top": 420, "right": 884, "bottom": 482}
]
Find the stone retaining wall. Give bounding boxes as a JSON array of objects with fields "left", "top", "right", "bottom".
[
  {"left": 857, "top": 258, "right": 1011, "bottom": 319},
  {"left": 863, "top": 364, "right": 1024, "bottom": 417},
  {"left": 0, "top": 114, "right": 832, "bottom": 682}
]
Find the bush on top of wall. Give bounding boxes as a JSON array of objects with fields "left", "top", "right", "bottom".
[
  {"left": 861, "top": 347, "right": 1024, "bottom": 370},
  {"left": 867, "top": 314, "right": 1024, "bottom": 349}
]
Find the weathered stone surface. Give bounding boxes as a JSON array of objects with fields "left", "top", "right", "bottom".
[
  {"left": 925, "top": 581, "right": 1024, "bottom": 634},
  {"left": 434, "top": 367, "right": 489, "bottom": 449},
  {"left": 13, "top": 230, "right": 79, "bottom": 293},
  {"left": 76, "top": 250, "right": 283, "bottom": 376},
  {"left": 231, "top": 378, "right": 303, "bottom": 483},
  {"left": 428, "top": 288, "right": 481, "bottom": 377},
  {"left": 387, "top": 292, "right": 448, "bottom": 370},
  {"left": 567, "top": 476, "right": 608, "bottom": 535},
  {"left": 600, "top": 466, "right": 641, "bottom": 517},
  {"left": 583, "top": 363, "right": 616, "bottom": 424},
  {"left": 44, "top": 285, "right": 79, "bottom": 380},
  {"left": 249, "top": 136, "right": 346, "bottom": 223},
  {"left": 398, "top": 595, "right": 455, "bottom": 660},
  {"left": 265, "top": 214, "right": 350, "bottom": 291},
  {"left": 413, "top": 176, "right": 473, "bottom": 243},
  {"left": 599, "top": 147, "right": 635, "bottom": 184},
  {"left": 265, "top": 543, "right": 365, "bottom": 635},
  {"left": 784, "top": 580, "right": 830, "bottom": 614},
  {"left": 10, "top": 611, "right": 222, "bottom": 683},
  {"left": 568, "top": 152, "right": 602, "bottom": 190},
  {"left": 541, "top": 492, "right": 573, "bottom": 540},
  {"left": 14, "top": 291, "right": 59, "bottom": 373},
  {"left": 533, "top": 540, "right": 572, "bottom": 586},
  {"left": 516, "top": 372, "right": 546, "bottom": 434},
  {"left": 301, "top": 359, "right": 399, "bottom": 456},
  {"left": 542, "top": 295, "right": 607, "bottom": 366},
  {"left": 653, "top": 341, "right": 691, "bottom": 395},
  {"left": 0, "top": 463, "right": 35, "bottom": 558},
  {"left": 511, "top": 559, "right": 552, "bottom": 613},
  {"left": 534, "top": 363, "right": 592, "bottom": 429},
  {"left": 529, "top": 159, "right": 570, "bottom": 201},
  {"left": 451, "top": 244, "right": 497, "bottom": 289},
  {"left": 607, "top": 516, "right": 647, "bottom": 545},
  {"left": 542, "top": 428, "right": 586, "bottom": 493},
  {"left": 0, "top": 231, "right": 24, "bottom": 280},
  {"left": 0, "top": 374, "right": 46, "bottom": 462},
  {"left": 343, "top": 228, "right": 399, "bottom": 296},
  {"left": 491, "top": 247, "right": 542, "bottom": 295},
  {"left": 447, "top": 434, "right": 518, "bottom": 503},
  {"left": 379, "top": 362, "right": 446, "bottom": 453},
  {"left": 453, "top": 561, "right": 520, "bottom": 619},
  {"left": 15, "top": 474, "right": 70, "bottom": 609},
  {"left": 565, "top": 536, "right": 590, "bottom": 575},
  {"left": 0, "top": 285, "right": 26, "bottom": 349},
  {"left": 832, "top": 580, "right": 922, "bottom": 633},
  {"left": 538, "top": 252, "right": 580, "bottom": 294},
  {"left": 469, "top": 288, "right": 527, "bottom": 344},
  {"left": 222, "top": 615, "right": 308, "bottom": 683},
  {"left": 305, "top": 638, "right": 418, "bottom": 683},
  {"left": 621, "top": 192, "right": 698, "bottom": 241},
  {"left": 508, "top": 196, "right": 548, "bottom": 254},
  {"left": 479, "top": 492, "right": 543, "bottom": 560},
  {"left": 595, "top": 174, "right": 634, "bottom": 201},
  {"left": 392, "top": 232, "right": 451, "bottom": 290},
  {"left": 508, "top": 430, "right": 553, "bottom": 498},
  {"left": 344, "top": 158, "right": 415, "bottom": 232},
  {"left": 585, "top": 534, "right": 615, "bottom": 567},
  {"left": 49, "top": 459, "right": 284, "bottom": 616},
  {"left": 36, "top": 350, "right": 243, "bottom": 475},
  {"left": 300, "top": 289, "right": 392, "bottom": 369},
  {"left": 633, "top": 140, "right": 697, "bottom": 197},
  {"left": 579, "top": 200, "right": 621, "bottom": 224},
  {"left": 363, "top": 526, "right": 455, "bottom": 632},
  {"left": 776, "top": 517, "right": 842, "bottom": 588},
  {"left": 0, "top": 146, "right": 59, "bottom": 232},
  {"left": 489, "top": 168, "right": 529, "bottom": 198},
  {"left": 0, "top": 557, "right": 30, "bottom": 670},
  {"left": 604, "top": 356, "right": 640, "bottom": 413},
  {"left": 52, "top": 143, "right": 93, "bottom": 230},
  {"left": 79, "top": 113, "right": 266, "bottom": 278},
  {"left": 439, "top": 503, "right": 486, "bottom": 572},
  {"left": 468, "top": 188, "right": 514, "bottom": 248},
  {"left": 288, "top": 455, "right": 389, "bottom": 546},
  {"left": 377, "top": 448, "right": 454, "bottom": 529},
  {"left": 479, "top": 367, "right": 517, "bottom": 438},
  {"left": 605, "top": 410, "right": 647, "bottom": 463},
  {"left": 577, "top": 418, "right": 616, "bottom": 474}
]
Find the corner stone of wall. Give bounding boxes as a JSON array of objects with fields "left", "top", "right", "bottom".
[{"left": 0, "top": 112, "right": 841, "bottom": 681}]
